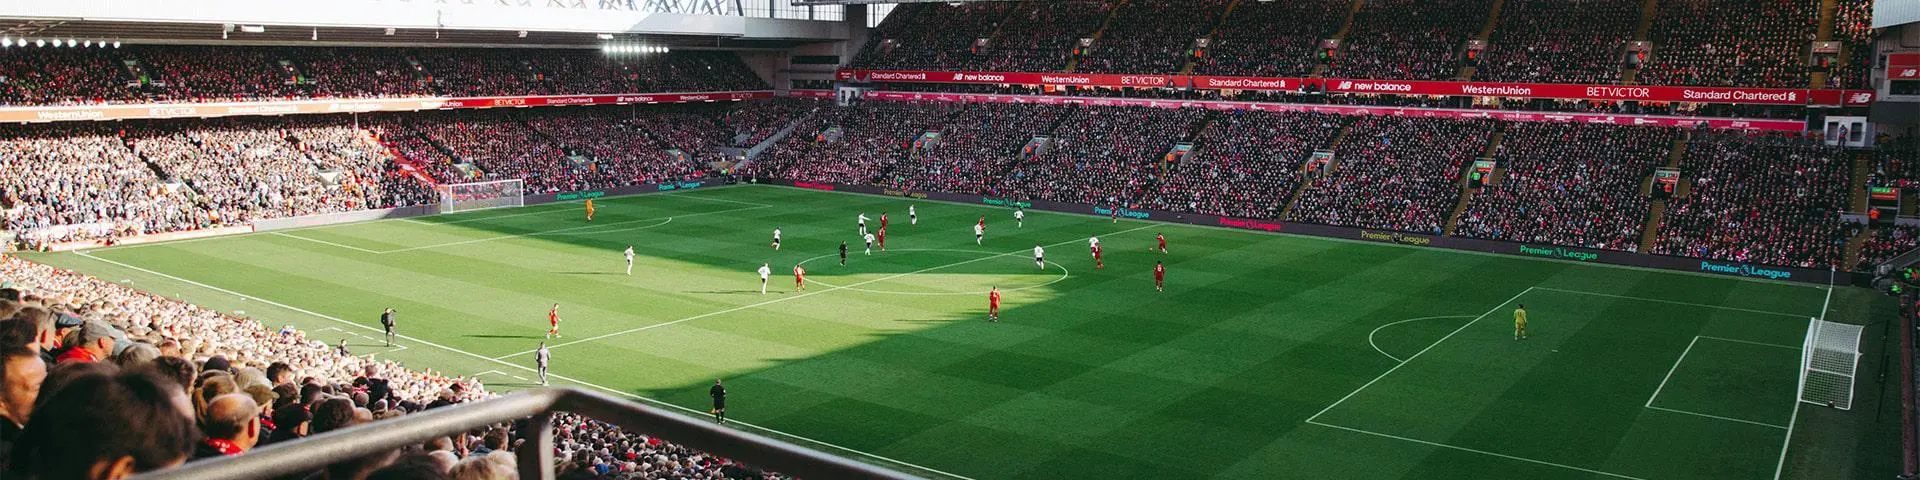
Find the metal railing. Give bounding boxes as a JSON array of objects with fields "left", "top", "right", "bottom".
[{"left": 136, "top": 387, "right": 919, "bottom": 480}]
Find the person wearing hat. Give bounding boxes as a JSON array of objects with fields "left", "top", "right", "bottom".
[{"left": 55, "top": 320, "right": 115, "bottom": 364}]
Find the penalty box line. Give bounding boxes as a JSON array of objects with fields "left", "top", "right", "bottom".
[
  {"left": 1644, "top": 335, "right": 1794, "bottom": 430},
  {"left": 71, "top": 250, "right": 978, "bottom": 480},
  {"left": 495, "top": 222, "right": 1161, "bottom": 360}
]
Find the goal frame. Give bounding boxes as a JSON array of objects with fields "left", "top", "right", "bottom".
[{"left": 436, "top": 179, "right": 526, "bottom": 214}]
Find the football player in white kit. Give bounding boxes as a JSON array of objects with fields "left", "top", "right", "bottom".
[
  {"left": 757, "top": 263, "right": 771, "bottom": 294},
  {"left": 623, "top": 245, "right": 635, "bottom": 275}
]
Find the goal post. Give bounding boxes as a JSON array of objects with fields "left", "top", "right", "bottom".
[
  {"left": 1797, "top": 317, "right": 1865, "bottom": 410},
  {"left": 436, "top": 179, "right": 526, "bottom": 214}
]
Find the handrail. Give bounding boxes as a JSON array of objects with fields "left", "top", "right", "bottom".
[{"left": 135, "top": 387, "right": 920, "bottom": 480}]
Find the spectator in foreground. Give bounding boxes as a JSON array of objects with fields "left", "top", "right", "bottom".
[
  {"left": 11, "top": 368, "right": 198, "bottom": 480},
  {"left": 192, "top": 393, "right": 263, "bottom": 460}
]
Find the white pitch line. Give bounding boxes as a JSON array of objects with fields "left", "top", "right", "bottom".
[
  {"left": 73, "top": 250, "right": 977, "bottom": 480},
  {"left": 497, "top": 222, "right": 1161, "bottom": 359},
  {"left": 1773, "top": 270, "right": 1836, "bottom": 480},
  {"left": 1696, "top": 335, "right": 1800, "bottom": 351},
  {"left": 271, "top": 232, "right": 389, "bottom": 254},
  {"left": 1305, "top": 419, "right": 1647, "bottom": 480},
  {"left": 1644, "top": 405, "right": 1788, "bottom": 430},
  {"left": 1645, "top": 336, "right": 1702, "bottom": 408},
  {"left": 1530, "top": 287, "right": 1811, "bottom": 318},
  {"left": 1365, "top": 315, "right": 1478, "bottom": 363},
  {"left": 1306, "top": 287, "right": 1533, "bottom": 423}
]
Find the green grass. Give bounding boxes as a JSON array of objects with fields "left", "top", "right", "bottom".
[{"left": 20, "top": 184, "right": 1902, "bottom": 479}]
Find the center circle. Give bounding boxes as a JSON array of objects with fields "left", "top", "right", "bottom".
[{"left": 794, "top": 248, "right": 1070, "bottom": 296}]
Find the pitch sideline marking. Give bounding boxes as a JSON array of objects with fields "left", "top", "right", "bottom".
[
  {"left": 1644, "top": 336, "right": 1702, "bottom": 409},
  {"left": 1530, "top": 287, "right": 1810, "bottom": 319},
  {"left": 1774, "top": 271, "right": 1835, "bottom": 480},
  {"left": 73, "top": 250, "right": 977, "bottom": 480},
  {"left": 1365, "top": 315, "right": 1479, "bottom": 363},
  {"left": 500, "top": 224, "right": 1157, "bottom": 359},
  {"left": 1306, "top": 287, "right": 1534, "bottom": 423},
  {"left": 1644, "top": 405, "right": 1788, "bottom": 430},
  {"left": 1303, "top": 419, "right": 1647, "bottom": 480}
]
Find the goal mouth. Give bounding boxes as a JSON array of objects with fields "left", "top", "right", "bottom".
[
  {"left": 1797, "top": 318, "right": 1864, "bottom": 410},
  {"left": 437, "top": 179, "right": 527, "bottom": 214}
]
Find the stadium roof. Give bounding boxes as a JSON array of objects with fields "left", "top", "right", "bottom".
[{"left": 0, "top": 18, "right": 823, "bottom": 49}]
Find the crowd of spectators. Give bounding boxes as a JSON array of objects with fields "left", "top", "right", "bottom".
[
  {"left": 0, "top": 251, "right": 787, "bottom": 479},
  {"left": 0, "top": 124, "right": 205, "bottom": 248},
  {"left": 719, "top": 98, "right": 824, "bottom": 148},
  {"left": 1475, "top": 0, "right": 1636, "bottom": 84},
  {"left": 1144, "top": 111, "right": 1347, "bottom": 219},
  {"left": 752, "top": 101, "right": 947, "bottom": 185},
  {"left": 1640, "top": 0, "right": 1819, "bottom": 88},
  {"left": 1074, "top": 0, "right": 1228, "bottom": 74},
  {"left": 1191, "top": 0, "right": 1347, "bottom": 78},
  {"left": 1328, "top": 0, "right": 1493, "bottom": 81},
  {"left": 1828, "top": 0, "right": 1875, "bottom": 90},
  {"left": 1457, "top": 122, "right": 1678, "bottom": 251},
  {"left": 1858, "top": 224, "right": 1920, "bottom": 270},
  {"left": 877, "top": 102, "right": 1077, "bottom": 195},
  {"left": 972, "top": 0, "right": 1114, "bottom": 73},
  {"left": 1287, "top": 116, "right": 1496, "bottom": 233},
  {"left": 0, "top": 46, "right": 768, "bottom": 106},
  {"left": 994, "top": 106, "right": 1204, "bottom": 207},
  {"left": 849, "top": 2, "right": 1021, "bottom": 72},
  {"left": 1652, "top": 132, "right": 1852, "bottom": 268},
  {"left": 1869, "top": 133, "right": 1920, "bottom": 193}
]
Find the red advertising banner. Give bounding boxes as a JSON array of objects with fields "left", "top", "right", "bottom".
[
  {"left": 840, "top": 70, "right": 1177, "bottom": 88},
  {"left": 1891, "top": 53, "right": 1920, "bottom": 80},
  {"left": 0, "top": 91, "right": 775, "bottom": 124},
  {"left": 1808, "top": 89, "right": 1877, "bottom": 106},
  {"left": 837, "top": 69, "right": 1874, "bottom": 106},
  {"left": 788, "top": 89, "right": 836, "bottom": 99},
  {"left": 859, "top": 91, "right": 1806, "bottom": 132}
]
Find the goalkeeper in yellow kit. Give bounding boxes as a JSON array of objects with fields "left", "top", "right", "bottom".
[{"left": 1514, "top": 304, "right": 1528, "bottom": 340}]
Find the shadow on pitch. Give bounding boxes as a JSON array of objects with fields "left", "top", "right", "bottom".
[
  {"left": 555, "top": 271, "right": 626, "bottom": 276},
  {"left": 463, "top": 334, "right": 546, "bottom": 339},
  {"left": 685, "top": 290, "right": 780, "bottom": 295}
]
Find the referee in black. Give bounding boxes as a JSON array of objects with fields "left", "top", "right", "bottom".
[
  {"left": 839, "top": 241, "right": 849, "bottom": 266},
  {"left": 379, "top": 308, "right": 396, "bottom": 347},
  {"left": 710, "top": 379, "right": 727, "bottom": 423}
]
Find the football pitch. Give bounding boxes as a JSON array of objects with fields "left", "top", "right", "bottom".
[{"left": 22, "top": 184, "right": 1902, "bottom": 479}]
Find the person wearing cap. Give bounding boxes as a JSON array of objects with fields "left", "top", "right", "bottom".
[{"left": 55, "top": 320, "right": 115, "bottom": 364}]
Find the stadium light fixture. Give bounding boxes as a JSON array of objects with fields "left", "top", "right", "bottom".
[
  {"left": 34, "top": 39, "right": 44, "bottom": 48},
  {"left": 113, "top": 41, "right": 121, "bottom": 48},
  {"left": 239, "top": 25, "right": 265, "bottom": 33},
  {"left": 2, "top": 37, "right": 10, "bottom": 48},
  {"left": 67, "top": 38, "right": 76, "bottom": 47},
  {"left": 83, "top": 40, "right": 91, "bottom": 47},
  {"left": 385, "top": 28, "right": 395, "bottom": 35},
  {"left": 596, "top": 33, "right": 614, "bottom": 40}
]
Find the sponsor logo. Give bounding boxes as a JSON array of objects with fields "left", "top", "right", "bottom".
[
  {"left": 36, "top": 109, "right": 106, "bottom": 121},
  {"left": 656, "top": 181, "right": 704, "bottom": 191},
  {"left": 1091, "top": 206, "right": 1150, "bottom": 220},
  {"left": 616, "top": 96, "right": 657, "bottom": 103},
  {"left": 489, "top": 98, "right": 528, "bottom": 107},
  {"left": 545, "top": 96, "right": 596, "bottom": 105},
  {"left": 1201, "top": 77, "right": 1290, "bottom": 89},
  {"left": 1680, "top": 89, "right": 1797, "bottom": 102},
  {"left": 147, "top": 106, "right": 198, "bottom": 117},
  {"left": 1900, "top": 69, "right": 1917, "bottom": 78},
  {"left": 1517, "top": 245, "right": 1600, "bottom": 262},
  {"left": 1339, "top": 81, "right": 1413, "bottom": 92},
  {"left": 1119, "top": 75, "right": 1166, "bottom": 86},
  {"left": 981, "top": 197, "right": 1033, "bottom": 208},
  {"left": 1218, "top": 218, "right": 1283, "bottom": 232},
  {"left": 1040, "top": 75, "right": 1091, "bottom": 85},
  {"left": 1460, "top": 84, "right": 1532, "bottom": 96},
  {"left": 1697, "top": 261, "right": 1792, "bottom": 280},
  {"left": 1848, "top": 92, "right": 1874, "bottom": 104},
  {"left": 554, "top": 190, "right": 607, "bottom": 201},
  {"left": 679, "top": 95, "right": 712, "bottom": 101},
  {"left": 882, "top": 189, "right": 929, "bottom": 199},
  {"left": 792, "top": 181, "right": 836, "bottom": 191},
  {"left": 225, "top": 104, "right": 301, "bottom": 115},
  {"left": 868, "top": 71, "right": 930, "bottom": 81},
  {"left": 1359, "top": 230, "right": 1433, "bottom": 246},
  {"left": 1585, "top": 86, "right": 1651, "bottom": 99}
]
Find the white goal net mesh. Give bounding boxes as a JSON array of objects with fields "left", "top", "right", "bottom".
[
  {"left": 1797, "top": 318, "right": 1865, "bottom": 410},
  {"left": 437, "top": 179, "right": 525, "bottom": 214}
]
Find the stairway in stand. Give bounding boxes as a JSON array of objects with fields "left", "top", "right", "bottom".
[
  {"left": 1064, "top": 0, "right": 1129, "bottom": 72},
  {"left": 1638, "top": 132, "right": 1691, "bottom": 252},
  {"left": 1444, "top": 128, "right": 1504, "bottom": 236},
  {"left": 1281, "top": 121, "right": 1354, "bottom": 219}
]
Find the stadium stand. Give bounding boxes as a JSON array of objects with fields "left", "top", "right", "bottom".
[
  {"left": 752, "top": 101, "right": 951, "bottom": 185},
  {"left": 1474, "top": 0, "right": 1638, "bottom": 84},
  {"left": 876, "top": 102, "right": 1078, "bottom": 195},
  {"left": 1286, "top": 116, "right": 1497, "bottom": 234},
  {"left": 1073, "top": 0, "right": 1228, "bottom": 74},
  {"left": 1651, "top": 132, "right": 1853, "bottom": 268},
  {"left": 1638, "top": 0, "right": 1820, "bottom": 88},
  {"left": 849, "top": 2, "right": 1022, "bottom": 72},
  {"left": 1144, "top": 111, "right": 1348, "bottom": 219},
  {"left": 0, "top": 254, "right": 786, "bottom": 478},
  {"left": 994, "top": 105, "right": 1205, "bottom": 207},
  {"left": 1191, "top": 0, "right": 1348, "bottom": 78},
  {"left": 1456, "top": 123, "right": 1678, "bottom": 251},
  {"left": 973, "top": 0, "right": 1113, "bottom": 73},
  {"left": 1326, "top": 0, "right": 1494, "bottom": 81}
]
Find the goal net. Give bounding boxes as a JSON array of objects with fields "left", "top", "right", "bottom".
[
  {"left": 437, "top": 179, "right": 525, "bottom": 214},
  {"left": 1797, "top": 318, "right": 1865, "bottom": 410}
]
